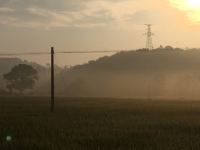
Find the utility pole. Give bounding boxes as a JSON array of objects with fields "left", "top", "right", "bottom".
[
  {"left": 51, "top": 47, "right": 55, "bottom": 112},
  {"left": 145, "top": 24, "right": 154, "bottom": 50}
]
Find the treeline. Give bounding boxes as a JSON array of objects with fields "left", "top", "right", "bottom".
[{"left": 2, "top": 46, "right": 200, "bottom": 99}]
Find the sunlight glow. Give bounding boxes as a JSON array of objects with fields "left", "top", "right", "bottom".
[
  {"left": 170, "top": 0, "right": 200, "bottom": 23},
  {"left": 186, "top": 0, "right": 200, "bottom": 8}
]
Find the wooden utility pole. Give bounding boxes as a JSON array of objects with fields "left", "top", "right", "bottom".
[{"left": 51, "top": 47, "right": 55, "bottom": 112}]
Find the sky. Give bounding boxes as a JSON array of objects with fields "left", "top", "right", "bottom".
[{"left": 1, "top": 0, "right": 200, "bottom": 66}]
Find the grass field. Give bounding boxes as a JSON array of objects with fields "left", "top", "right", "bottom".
[{"left": 1, "top": 96, "right": 200, "bottom": 150}]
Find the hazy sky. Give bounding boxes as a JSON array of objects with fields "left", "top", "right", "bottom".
[{"left": 1, "top": 0, "right": 200, "bottom": 66}]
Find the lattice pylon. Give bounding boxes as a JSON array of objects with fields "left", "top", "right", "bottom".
[{"left": 145, "top": 24, "right": 154, "bottom": 50}]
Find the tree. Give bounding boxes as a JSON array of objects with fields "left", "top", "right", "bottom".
[{"left": 3, "top": 64, "right": 38, "bottom": 94}]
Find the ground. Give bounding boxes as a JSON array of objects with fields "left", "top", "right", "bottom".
[{"left": 1, "top": 96, "right": 200, "bottom": 150}]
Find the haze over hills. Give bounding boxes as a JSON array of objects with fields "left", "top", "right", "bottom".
[
  {"left": 54, "top": 47, "right": 200, "bottom": 99},
  {"left": 2, "top": 47, "right": 200, "bottom": 99}
]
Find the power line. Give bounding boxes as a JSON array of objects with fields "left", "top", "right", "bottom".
[
  {"left": 56, "top": 50, "right": 124, "bottom": 54},
  {"left": 0, "top": 50, "right": 127, "bottom": 56},
  {"left": 0, "top": 52, "right": 49, "bottom": 56}
]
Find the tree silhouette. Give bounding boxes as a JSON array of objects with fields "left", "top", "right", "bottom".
[{"left": 4, "top": 64, "right": 38, "bottom": 94}]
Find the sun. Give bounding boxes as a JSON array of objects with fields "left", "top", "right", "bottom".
[
  {"left": 186, "top": 0, "right": 200, "bottom": 8},
  {"left": 170, "top": 0, "right": 200, "bottom": 9},
  {"left": 170, "top": 0, "right": 200, "bottom": 23}
]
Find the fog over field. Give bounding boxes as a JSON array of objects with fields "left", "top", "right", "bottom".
[
  {"left": 2, "top": 47, "right": 200, "bottom": 99},
  {"left": 54, "top": 48, "right": 200, "bottom": 99},
  {"left": 3, "top": 0, "right": 200, "bottom": 149}
]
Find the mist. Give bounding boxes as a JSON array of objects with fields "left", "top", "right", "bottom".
[{"left": 46, "top": 47, "right": 200, "bottom": 100}]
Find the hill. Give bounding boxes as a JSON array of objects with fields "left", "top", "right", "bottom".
[{"left": 55, "top": 47, "right": 200, "bottom": 99}]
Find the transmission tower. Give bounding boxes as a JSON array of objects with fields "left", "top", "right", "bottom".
[{"left": 145, "top": 24, "right": 154, "bottom": 50}]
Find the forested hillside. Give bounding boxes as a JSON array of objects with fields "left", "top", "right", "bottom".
[{"left": 55, "top": 48, "right": 200, "bottom": 99}]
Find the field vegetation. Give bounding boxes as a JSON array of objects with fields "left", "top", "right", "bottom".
[{"left": 1, "top": 96, "right": 200, "bottom": 149}]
